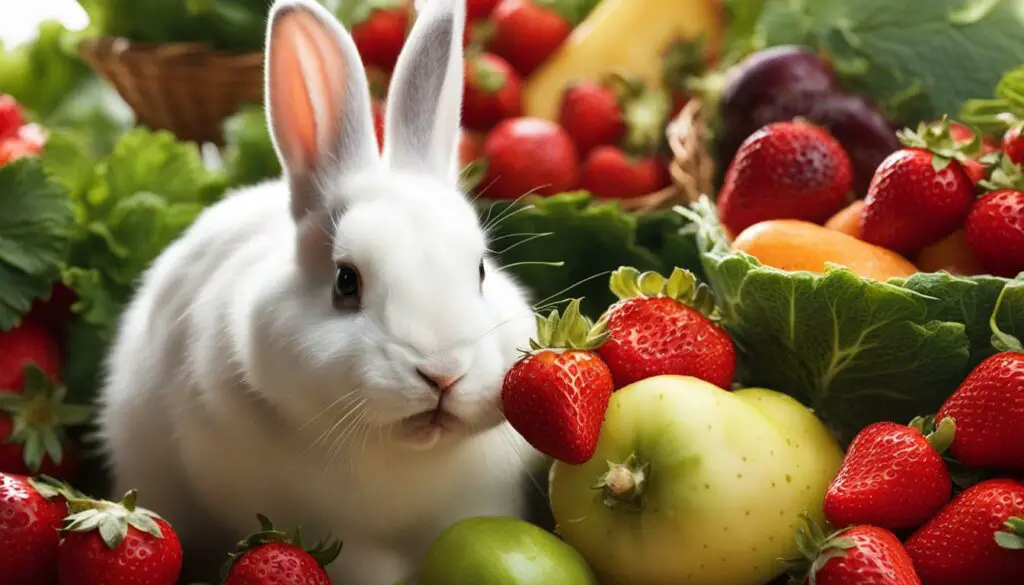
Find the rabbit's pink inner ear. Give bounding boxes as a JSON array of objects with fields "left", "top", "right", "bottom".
[{"left": 268, "top": 9, "right": 348, "bottom": 174}]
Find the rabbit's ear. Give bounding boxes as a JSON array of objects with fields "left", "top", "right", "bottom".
[
  {"left": 265, "top": 0, "right": 379, "bottom": 218},
  {"left": 383, "top": 0, "right": 466, "bottom": 185}
]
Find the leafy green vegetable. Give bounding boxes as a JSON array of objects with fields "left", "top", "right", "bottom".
[
  {"left": 733, "top": 0, "right": 1024, "bottom": 123},
  {"left": 0, "top": 21, "right": 93, "bottom": 117},
  {"left": 483, "top": 193, "right": 702, "bottom": 318},
  {"left": 41, "top": 127, "right": 228, "bottom": 402},
  {"left": 682, "top": 197, "right": 1024, "bottom": 443},
  {"left": 0, "top": 157, "right": 73, "bottom": 331},
  {"left": 221, "top": 105, "right": 281, "bottom": 188}
]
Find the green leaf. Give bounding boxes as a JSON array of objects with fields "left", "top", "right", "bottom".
[
  {"left": 752, "top": 0, "right": 1024, "bottom": 124},
  {"left": 683, "top": 198, "right": 990, "bottom": 443},
  {"left": 0, "top": 21, "right": 92, "bottom": 117},
  {"left": 0, "top": 156, "right": 73, "bottom": 330},
  {"left": 221, "top": 105, "right": 282, "bottom": 189},
  {"left": 482, "top": 193, "right": 703, "bottom": 319}
]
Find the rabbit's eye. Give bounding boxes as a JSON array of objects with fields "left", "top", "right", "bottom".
[
  {"left": 478, "top": 260, "right": 486, "bottom": 290},
  {"left": 333, "top": 264, "right": 361, "bottom": 310}
]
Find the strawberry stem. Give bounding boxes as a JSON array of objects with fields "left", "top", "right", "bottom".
[
  {"left": 220, "top": 514, "right": 343, "bottom": 583},
  {"left": 926, "top": 416, "right": 956, "bottom": 455},
  {"left": 896, "top": 116, "right": 981, "bottom": 169},
  {"left": 529, "top": 298, "right": 609, "bottom": 351},
  {"left": 608, "top": 266, "right": 718, "bottom": 318},
  {"left": 988, "top": 284, "right": 1023, "bottom": 353},
  {"left": 996, "top": 517, "right": 1024, "bottom": 550},
  {"left": 0, "top": 364, "right": 92, "bottom": 472},
  {"left": 592, "top": 452, "right": 649, "bottom": 512}
]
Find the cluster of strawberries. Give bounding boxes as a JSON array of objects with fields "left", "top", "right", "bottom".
[
  {"left": 791, "top": 301, "right": 1024, "bottom": 585},
  {"left": 355, "top": 0, "right": 702, "bottom": 201},
  {"left": 1, "top": 472, "right": 342, "bottom": 585},
  {"left": 716, "top": 116, "right": 1024, "bottom": 278},
  {"left": 501, "top": 266, "right": 736, "bottom": 464}
]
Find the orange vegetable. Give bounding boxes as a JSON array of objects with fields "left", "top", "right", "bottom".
[
  {"left": 732, "top": 219, "right": 919, "bottom": 281},
  {"left": 915, "top": 230, "right": 986, "bottom": 276},
  {"left": 824, "top": 199, "right": 865, "bottom": 239}
]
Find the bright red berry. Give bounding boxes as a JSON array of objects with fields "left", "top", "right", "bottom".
[
  {"left": 502, "top": 300, "right": 613, "bottom": 465},
  {"left": 351, "top": 6, "right": 410, "bottom": 73},
  {"left": 0, "top": 473, "right": 68, "bottom": 585},
  {"left": 579, "top": 146, "right": 671, "bottom": 199},
  {"left": 824, "top": 420, "right": 953, "bottom": 530},
  {"left": 965, "top": 188, "right": 1024, "bottom": 277},
  {"left": 0, "top": 318, "right": 60, "bottom": 392},
  {"left": 463, "top": 52, "right": 523, "bottom": 131},
  {"left": 789, "top": 518, "right": 922, "bottom": 585},
  {"left": 558, "top": 80, "right": 625, "bottom": 156},
  {"left": 0, "top": 94, "right": 25, "bottom": 141},
  {"left": 597, "top": 267, "right": 736, "bottom": 390},
  {"left": 905, "top": 479, "right": 1024, "bottom": 585},
  {"left": 1002, "top": 124, "right": 1024, "bottom": 165},
  {"left": 490, "top": 0, "right": 571, "bottom": 77},
  {"left": 717, "top": 120, "right": 854, "bottom": 236},
  {"left": 222, "top": 515, "right": 341, "bottom": 585},
  {"left": 480, "top": 117, "right": 579, "bottom": 199}
]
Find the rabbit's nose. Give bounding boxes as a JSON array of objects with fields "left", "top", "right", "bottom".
[{"left": 417, "top": 369, "right": 463, "bottom": 394}]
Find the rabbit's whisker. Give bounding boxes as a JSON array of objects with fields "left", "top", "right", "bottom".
[
  {"left": 314, "top": 397, "right": 367, "bottom": 456},
  {"left": 297, "top": 389, "right": 361, "bottom": 435},
  {"left": 531, "top": 270, "right": 613, "bottom": 311},
  {"left": 491, "top": 232, "right": 554, "bottom": 255}
]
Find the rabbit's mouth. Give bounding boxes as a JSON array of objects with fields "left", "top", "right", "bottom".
[{"left": 397, "top": 408, "right": 465, "bottom": 447}]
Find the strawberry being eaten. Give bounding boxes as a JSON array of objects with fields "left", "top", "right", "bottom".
[
  {"left": 596, "top": 266, "right": 736, "bottom": 390},
  {"left": 501, "top": 299, "right": 614, "bottom": 465}
]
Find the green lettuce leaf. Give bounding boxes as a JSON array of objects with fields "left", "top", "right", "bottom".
[
  {"left": 42, "top": 127, "right": 228, "bottom": 403},
  {"left": 0, "top": 157, "right": 73, "bottom": 330},
  {"left": 744, "top": 0, "right": 1024, "bottom": 123},
  {"left": 221, "top": 105, "right": 281, "bottom": 189},
  {"left": 0, "top": 21, "right": 92, "bottom": 118},
  {"left": 683, "top": 197, "right": 1024, "bottom": 442},
  {"left": 482, "top": 193, "right": 702, "bottom": 318}
]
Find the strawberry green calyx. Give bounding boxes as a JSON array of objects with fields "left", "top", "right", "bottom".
[
  {"left": 28, "top": 473, "right": 85, "bottom": 501},
  {"left": 908, "top": 415, "right": 957, "bottom": 455},
  {"left": 661, "top": 37, "right": 708, "bottom": 95},
  {"left": 786, "top": 514, "right": 855, "bottom": 585},
  {"left": 529, "top": 298, "right": 609, "bottom": 351},
  {"left": 988, "top": 284, "right": 1023, "bottom": 353},
  {"left": 996, "top": 517, "right": 1024, "bottom": 550},
  {"left": 0, "top": 364, "right": 92, "bottom": 472},
  {"left": 592, "top": 452, "right": 649, "bottom": 512},
  {"left": 603, "top": 72, "right": 672, "bottom": 155},
  {"left": 471, "top": 56, "right": 507, "bottom": 94},
  {"left": 609, "top": 266, "right": 717, "bottom": 318},
  {"left": 896, "top": 116, "right": 982, "bottom": 172},
  {"left": 336, "top": 0, "right": 406, "bottom": 28},
  {"left": 221, "top": 514, "right": 343, "bottom": 581},
  {"left": 979, "top": 152, "right": 1024, "bottom": 192},
  {"left": 62, "top": 490, "right": 166, "bottom": 550}
]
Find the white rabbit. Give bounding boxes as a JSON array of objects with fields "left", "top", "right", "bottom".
[{"left": 96, "top": 0, "right": 543, "bottom": 583}]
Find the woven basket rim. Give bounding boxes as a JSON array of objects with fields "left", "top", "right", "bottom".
[{"left": 78, "top": 36, "right": 264, "bottom": 67}]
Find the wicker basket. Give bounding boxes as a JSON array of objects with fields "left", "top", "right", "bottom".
[
  {"left": 78, "top": 36, "right": 264, "bottom": 145},
  {"left": 614, "top": 99, "right": 716, "bottom": 213}
]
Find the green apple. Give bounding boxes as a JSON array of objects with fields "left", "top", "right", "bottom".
[
  {"left": 418, "top": 516, "right": 597, "bottom": 585},
  {"left": 549, "top": 376, "right": 843, "bottom": 585}
]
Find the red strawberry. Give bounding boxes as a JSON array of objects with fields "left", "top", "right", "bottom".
[
  {"left": 596, "top": 267, "right": 736, "bottom": 390},
  {"left": 0, "top": 94, "right": 25, "bottom": 141},
  {"left": 861, "top": 120, "right": 978, "bottom": 255},
  {"left": 1003, "top": 123, "right": 1024, "bottom": 165},
  {"left": 788, "top": 516, "right": 921, "bottom": 585},
  {"left": 459, "top": 130, "right": 484, "bottom": 170},
  {"left": 468, "top": 0, "right": 501, "bottom": 21},
  {"left": 579, "top": 146, "right": 671, "bottom": 199},
  {"left": 905, "top": 478, "right": 1024, "bottom": 585},
  {"left": 27, "top": 282, "right": 78, "bottom": 338},
  {"left": 350, "top": 3, "right": 410, "bottom": 73},
  {"left": 372, "top": 98, "right": 385, "bottom": 153},
  {"left": 222, "top": 514, "right": 341, "bottom": 585},
  {"left": 0, "top": 473, "right": 69, "bottom": 585},
  {"left": 935, "top": 302, "right": 1024, "bottom": 470},
  {"left": 824, "top": 419, "right": 953, "bottom": 530},
  {"left": 558, "top": 80, "right": 625, "bottom": 157},
  {"left": 490, "top": 0, "right": 571, "bottom": 77},
  {"left": 501, "top": 299, "right": 614, "bottom": 465},
  {"left": 716, "top": 120, "right": 854, "bottom": 236},
  {"left": 58, "top": 490, "right": 183, "bottom": 585},
  {"left": 463, "top": 52, "right": 523, "bottom": 131},
  {"left": 0, "top": 318, "right": 61, "bottom": 392},
  {"left": 0, "top": 364, "right": 91, "bottom": 480},
  {"left": 480, "top": 117, "right": 579, "bottom": 199},
  {"left": 965, "top": 188, "right": 1024, "bottom": 277}
]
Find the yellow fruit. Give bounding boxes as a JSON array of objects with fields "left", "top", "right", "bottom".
[
  {"left": 522, "top": 0, "right": 723, "bottom": 120},
  {"left": 824, "top": 199, "right": 865, "bottom": 239},
  {"left": 732, "top": 219, "right": 919, "bottom": 281},
  {"left": 915, "top": 229, "right": 986, "bottom": 276}
]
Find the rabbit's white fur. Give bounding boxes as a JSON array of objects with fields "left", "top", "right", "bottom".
[{"left": 96, "top": 1, "right": 542, "bottom": 583}]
